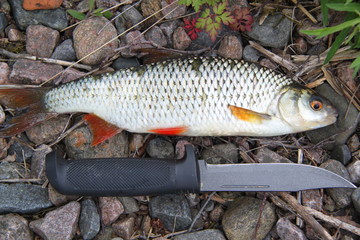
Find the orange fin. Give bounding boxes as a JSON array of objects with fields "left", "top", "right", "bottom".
[
  {"left": 83, "top": 114, "right": 123, "bottom": 146},
  {"left": 228, "top": 105, "right": 271, "bottom": 124},
  {"left": 0, "top": 86, "right": 54, "bottom": 137},
  {"left": 136, "top": 48, "right": 186, "bottom": 64},
  {"left": 149, "top": 126, "right": 188, "bottom": 135}
]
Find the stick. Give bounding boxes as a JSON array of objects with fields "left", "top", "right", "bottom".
[
  {"left": 290, "top": 0, "right": 317, "bottom": 24},
  {"left": 304, "top": 206, "right": 360, "bottom": 236},
  {"left": 277, "top": 192, "right": 333, "bottom": 240}
]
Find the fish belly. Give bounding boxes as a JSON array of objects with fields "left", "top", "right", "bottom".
[{"left": 44, "top": 57, "right": 294, "bottom": 136}]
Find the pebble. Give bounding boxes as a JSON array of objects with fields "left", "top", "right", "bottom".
[
  {"left": 48, "top": 184, "right": 78, "bottom": 206},
  {"left": 121, "top": 30, "right": 152, "bottom": 57},
  {"left": 26, "top": 115, "right": 69, "bottom": 145},
  {"left": 331, "top": 144, "right": 352, "bottom": 165},
  {"left": 114, "top": 13, "right": 126, "bottom": 35},
  {"left": 93, "top": 226, "right": 114, "bottom": 240},
  {"left": 118, "top": 197, "right": 139, "bottom": 214},
  {"left": 306, "top": 43, "right": 327, "bottom": 55},
  {"left": 175, "top": 140, "right": 192, "bottom": 159},
  {"left": 7, "top": 28, "right": 26, "bottom": 41},
  {"left": 121, "top": 5, "right": 144, "bottom": 30},
  {"left": 347, "top": 134, "right": 359, "bottom": 152},
  {"left": 294, "top": 37, "right": 308, "bottom": 54},
  {"left": 99, "top": 197, "right": 124, "bottom": 226},
  {"left": 188, "top": 31, "right": 213, "bottom": 51},
  {"left": 0, "top": 137, "right": 7, "bottom": 159},
  {"left": 75, "top": 0, "right": 90, "bottom": 13},
  {"left": 146, "top": 138, "right": 175, "bottom": 159},
  {"left": 247, "top": 13, "right": 291, "bottom": 48},
  {"left": 0, "top": 183, "right": 53, "bottom": 214},
  {"left": 222, "top": 196, "right": 276, "bottom": 240},
  {"left": 9, "top": 59, "right": 63, "bottom": 84},
  {"left": 302, "top": 189, "right": 323, "bottom": 211},
  {"left": 161, "top": 0, "right": 186, "bottom": 19},
  {"left": 112, "top": 216, "right": 135, "bottom": 239},
  {"left": 8, "top": 0, "right": 68, "bottom": 30},
  {"left": 149, "top": 194, "right": 192, "bottom": 231},
  {"left": 351, "top": 187, "right": 360, "bottom": 213},
  {"left": 320, "top": 159, "right": 353, "bottom": 208},
  {"left": 145, "top": 25, "right": 167, "bottom": 47},
  {"left": 173, "top": 229, "right": 227, "bottom": 240},
  {"left": 209, "top": 204, "right": 224, "bottom": 222},
  {"left": 22, "top": 0, "right": 63, "bottom": 10},
  {"left": 80, "top": 198, "right": 100, "bottom": 240},
  {"left": 0, "top": 12, "right": 8, "bottom": 32},
  {"left": 190, "top": 208, "right": 204, "bottom": 229},
  {"left": 128, "top": 133, "right": 145, "bottom": 153},
  {"left": 255, "top": 147, "right": 292, "bottom": 163},
  {"left": 201, "top": 143, "right": 238, "bottom": 164},
  {"left": 29, "top": 201, "right": 80, "bottom": 240},
  {"left": 217, "top": 35, "right": 242, "bottom": 59},
  {"left": 347, "top": 160, "right": 360, "bottom": 184},
  {"left": 8, "top": 135, "right": 34, "bottom": 162},
  {"left": 30, "top": 144, "right": 52, "bottom": 181},
  {"left": 51, "top": 39, "right": 76, "bottom": 62},
  {"left": 160, "top": 20, "right": 180, "bottom": 46},
  {"left": 0, "top": 162, "right": 23, "bottom": 180},
  {"left": 173, "top": 27, "right": 191, "bottom": 50},
  {"left": 73, "top": 16, "right": 119, "bottom": 65},
  {"left": 259, "top": 58, "right": 277, "bottom": 70},
  {"left": 112, "top": 57, "right": 140, "bottom": 70},
  {"left": 64, "top": 126, "right": 129, "bottom": 159},
  {"left": 0, "top": 214, "right": 32, "bottom": 240},
  {"left": 306, "top": 83, "right": 359, "bottom": 150},
  {"left": 56, "top": 68, "right": 86, "bottom": 84},
  {"left": 276, "top": 218, "right": 307, "bottom": 240},
  {"left": 298, "top": 20, "right": 324, "bottom": 45},
  {"left": 243, "top": 45, "right": 262, "bottom": 62},
  {"left": 0, "top": 0, "right": 11, "bottom": 12},
  {"left": 185, "top": 193, "right": 200, "bottom": 207},
  {"left": 0, "top": 62, "right": 10, "bottom": 84},
  {"left": 141, "top": 0, "right": 162, "bottom": 21},
  {"left": 26, "top": 25, "right": 60, "bottom": 58}
]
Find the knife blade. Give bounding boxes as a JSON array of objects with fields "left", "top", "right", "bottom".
[{"left": 45, "top": 145, "right": 356, "bottom": 196}]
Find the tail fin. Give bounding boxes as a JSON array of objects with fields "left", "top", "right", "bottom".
[{"left": 0, "top": 85, "right": 56, "bottom": 137}]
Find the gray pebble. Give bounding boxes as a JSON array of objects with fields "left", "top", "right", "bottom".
[
  {"left": 80, "top": 198, "right": 100, "bottom": 240},
  {"left": 0, "top": 0, "right": 11, "bottom": 12},
  {"left": 146, "top": 138, "right": 174, "bottom": 159},
  {"left": 201, "top": 143, "right": 238, "bottom": 164},
  {"left": 26, "top": 25, "right": 59, "bottom": 58},
  {"left": 145, "top": 25, "right": 167, "bottom": 47},
  {"left": 30, "top": 145, "right": 52, "bottom": 182},
  {"left": 307, "top": 43, "right": 327, "bottom": 55},
  {"left": 0, "top": 183, "right": 53, "bottom": 214},
  {"left": 222, "top": 196, "right": 276, "bottom": 240},
  {"left": 0, "top": 214, "right": 32, "bottom": 240},
  {"left": 347, "top": 160, "right": 360, "bottom": 185},
  {"left": 351, "top": 187, "right": 360, "bottom": 213},
  {"left": 121, "top": 5, "right": 144, "bottom": 30},
  {"left": 331, "top": 144, "right": 352, "bottom": 165},
  {"left": 112, "top": 57, "right": 140, "bottom": 70},
  {"left": 0, "top": 162, "right": 23, "bottom": 180},
  {"left": 8, "top": 135, "right": 34, "bottom": 162},
  {"left": 0, "top": 12, "right": 8, "bottom": 32},
  {"left": 149, "top": 194, "right": 192, "bottom": 231},
  {"left": 117, "top": 197, "right": 139, "bottom": 214},
  {"left": 255, "top": 147, "right": 292, "bottom": 163},
  {"left": 276, "top": 218, "right": 307, "bottom": 240},
  {"left": 8, "top": 0, "right": 67, "bottom": 30},
  {"left": 51, "top": 39, "right": 76, "bottom": 62},
  {"left": 173, "top": 229, "right": 226, "bottom": 240},
  {"left": 114, "top": 13, "right": 126, "bottom": 35},
  {"left": 320, "top": 159, "right": 353, "bottom": 208},
  {"left": 188, "top": 31, "right": 214, "bottom": 51},
  {"left": 112, "top": 216, "right": 135, "bottom": 240},
  {"left": 247, "top": 13, "right": 291, "bottom": 48},
  {"left": 243, "top": 45, "right": 262, "bottom": 62}
]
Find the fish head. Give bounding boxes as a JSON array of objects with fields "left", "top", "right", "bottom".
[{"left": 277, "top": 84, "right": 338, "bottom": 131}]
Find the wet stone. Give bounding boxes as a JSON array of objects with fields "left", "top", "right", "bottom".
[
  {"left": 80, "top": 198, "right": 100, "bottom": 240},
  {"left": 112, "top": 57, "right": 140, "bottom": 70},
  {"left": 201, "top": 143, "right": 238, "bottom": 164},
  {"left": 217, "top": 35, "right": 242, "bottom": 59},
  {"left": 26, "top": 25, "right": 59, "bottom": 58},
  {"left": 29, "top": 201, "right": 80, "bottom": 240},
  {"left": 0, "top": 183, "right": 53, "bottom": 214},
  {"left": 51, "top": 39, "right": 76, "bottom": 62},
  {"left": 149, "top": 194, "right": 192, "bottom": 231},
  {"left": 145, "top": 26, "right": 167, "bottom": 47},
  {"left": 331, "top": 144, "right": 352, "bottom": 165},
  {"left": 222, "top": 196, "right": 276, "bottom": 240},
  {"left": 173, "top": 229, "right": 227, "bottom": 240},
  {"left": 320, "top": 159, "right": 353, "bottom": 208},
  {"left": 255, "top": 147, "right": 292, "bottom": 163},
  {"left": 112, "top": 216, "right": 135, "bottom": 240},
  {"left": 276, "top": 218, "right": 307, "bottom": 240},
  {"left": 26, "top": 115, "right": 69, "bottom": 145},
  {"left": 243, "top": 45, "right": 262, "bottom": 62},
  {"left": 247, "top": 13, "right": 291, "bottom": 48},
  {"left": 0, "top": 62, "right": 10, "bottom": 84},
  {"left": 347, "top": 160, "right": 360, "bottom": 185},
  {"left": 8, "top": 0, "right": 67, "bottom": 30},
  {"left": 99, "top": 197, "right": 124, "bottom": 226},
  {"left": 118, "top": 197, "right": 139, "bottom": 214},
  {"left": 146, "top": 138, "right": 175, "bottom": 159},
  {"left": 0, "top": 214, "right": 32, "bottom": 240},
  {"left": 173, "top": 27, "right": 191, "bottom": 50}
]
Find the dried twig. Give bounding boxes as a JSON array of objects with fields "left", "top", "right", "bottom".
[
  {"left": 290, "top": 0, "right": 317, "bottom": 24},
  {"left": 188, "top": 192, "right": 216, "bottom": 232},
  {"left": 0, "top": 178, "right": 41, "bottom": 183},
  {"left": 277, "top": 192, "right": 333, "bottom": 240}
]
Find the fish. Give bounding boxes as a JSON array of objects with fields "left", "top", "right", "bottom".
[{"left": 0, "top": 56, "right": 338, "bottom": 145}]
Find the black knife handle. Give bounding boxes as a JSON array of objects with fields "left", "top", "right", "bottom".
[{"left": 45, "top": 145, "right": 200, "bottom": 196}]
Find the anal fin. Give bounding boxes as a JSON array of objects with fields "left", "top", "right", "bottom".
[
  {"left": 83, "top": 114, "right": 123, "bottom": 146},
  {"left": 228, "top": 105, "right": 271, "bottom": 124}
]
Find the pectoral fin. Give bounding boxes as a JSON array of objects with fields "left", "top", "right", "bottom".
[
  {"left": 228, "top": 105, "right": 271, "bottom": 124},
  {"left": 83, "top": 114, "right": 123, "bottom": 146},
  {"left": 149, "top": 126, "right": 188, "bottom": 135}
]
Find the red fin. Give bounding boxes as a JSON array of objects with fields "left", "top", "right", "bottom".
[
  {"left": 83, "top": 114, "right": 123, "bottom": 146},
  {"left": 149, "top": 126, "right": 188, "bottom": 135},
  {"left": 0, "top": 86, "right": 53, "bottom": 137},
  {"left": 228, "top": 105, "right": 271, "bottom": 124}
]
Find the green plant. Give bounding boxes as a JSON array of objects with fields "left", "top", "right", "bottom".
[
  {"left": 301, "top": 0, "right": 360, "bottom": 77},
  {"left": 67, "top": 0, "right": 113, "bottom": 20}
]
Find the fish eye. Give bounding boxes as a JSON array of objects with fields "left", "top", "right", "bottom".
[{"left": 310, "top": 100, "right": 323, "bottom": 111}]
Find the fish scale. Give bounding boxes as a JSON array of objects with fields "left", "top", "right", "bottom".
[{"left": 44, "top": 56, "right": 306, "bottom": 136}]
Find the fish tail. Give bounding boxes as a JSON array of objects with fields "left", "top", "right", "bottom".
[{"left": 0, "top": 85, "right": 55, "bottom": 137}]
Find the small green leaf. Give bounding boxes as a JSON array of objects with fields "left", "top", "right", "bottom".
[
  {"left": 213, "top": 2, "right": 225, "bottom": 15},
  {"left": 301, "top": 18, "right": 360, "bottom": 38},
  {"left": 350, "top": 55, "right": 360, "bottom": 77},
  {"left": 92, "top": 8, "right": 104, "bottom": 14},
  {"left": 193, "top": 0, "right": 204, "bottom": 12},
  {"left": 201, "top": 8, "right": 210, "bottom": 18},
  {"left": 219, "top": 11, "right": 234, "bottom": 25},
  {"left": 196, "top": 17, "right": 207, "bottom": 29},
  {"left": 102, "top": 11, "right": 113, "bottom": 19},
  {"left": 326, "top": 3, "right": 360, "bottom": 12},
  {"left": 67, "top": 9, "right": 86, "bottom": 20},
  {"left": 324, "top": 26, "right": 351, "bottom": 64},
  {"left": 321, "top": 0, "right": 329, "bottom": 26}
]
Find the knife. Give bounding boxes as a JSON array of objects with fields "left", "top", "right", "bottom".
[{"left": 45, "top": 145, "right": 356, "bottom": 196}]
